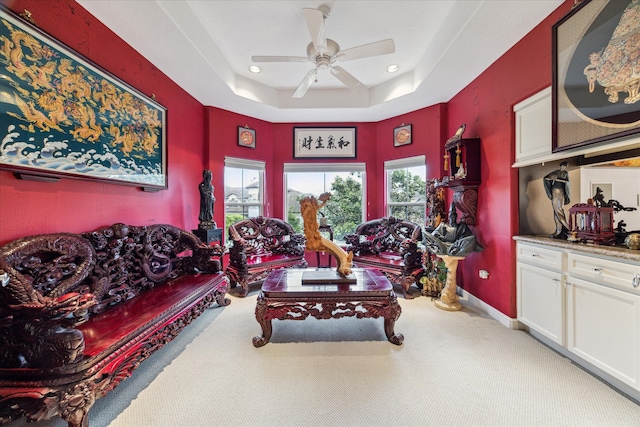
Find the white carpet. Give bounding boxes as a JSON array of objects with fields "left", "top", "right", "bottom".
[{"left": 106, "top": 293, "right": 640, "bottom": 427}]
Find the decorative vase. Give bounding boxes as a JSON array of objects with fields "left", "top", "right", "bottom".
[{"left": 625, "top": 233, "right": 640, "bottom": 250}]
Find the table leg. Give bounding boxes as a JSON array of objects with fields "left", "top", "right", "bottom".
[
  {"left": 253, "top": 294, "right": 272, "bottom": 347},
  {"left": 384, "top": 295, "right": 404, "bottom": 345}
]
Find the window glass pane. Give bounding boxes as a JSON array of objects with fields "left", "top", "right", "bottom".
[
  {"left": 389, "top": 205, "right": 425, "bottom": 225},
  {"left": 389, "top": 167, "right": 426, "bottom": 203},
  {"left": 386, "top": 163, "right": 426, "bottom": 225},
  {"left": 242, "top": 169, "right": 261, "bottom": 202},
  {"left": 285, "top": 170, "right": 364, "bottom": 242},
  {"left": 224, "top": 166, "right": 263, "bottom": 227}
]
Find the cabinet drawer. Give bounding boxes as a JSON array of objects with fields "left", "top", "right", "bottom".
[
  {"left": 517, "top": 242, "right": 565, "bottom": 271},
  {"left": 567, "top": 252, "right": 640, "bottom": 294}
]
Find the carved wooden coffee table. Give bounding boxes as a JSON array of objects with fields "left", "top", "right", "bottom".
[{"left": 253, "top": 268, "right": 404, "bottom": 347}]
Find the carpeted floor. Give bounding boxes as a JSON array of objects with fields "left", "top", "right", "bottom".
[{"left": 15, "top": 291, "right": 640, "bottom": 427}]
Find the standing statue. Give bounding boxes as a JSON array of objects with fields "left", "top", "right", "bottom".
[
  {"left": 543, "top": 161, "right": 570, "bottom": 239},
  {"left": 426, "top": 179, "right": 446, "bottom": 231},
  {"left": 198, "top": 169, "right": 216, "bottom": 230}
]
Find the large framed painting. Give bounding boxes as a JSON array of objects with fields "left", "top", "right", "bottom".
[
  {"left": 0, "top": 7, "right": 167, "bottom": 189},
  {"left": 293, "top": 127, "right": 356, "bottom": 159},
  {"left": 552, "top": 0, "right": 640, "bottom": 152}
]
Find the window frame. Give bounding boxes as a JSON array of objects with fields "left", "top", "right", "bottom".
[{"left": 384, "top": 155, "right": 427, "bottom": 223}]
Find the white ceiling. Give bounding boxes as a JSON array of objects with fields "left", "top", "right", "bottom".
[{"left": 77, "top": 0, "right": 563, "bottom": 123}]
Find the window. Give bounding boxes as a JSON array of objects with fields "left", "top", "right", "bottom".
[
  {"left": 284, "top": 163, "right": 366, "bottom": 241},
  {"left": 224, "top": 157, "right": 265, "bottom": 228},
  {"left": 385, "top": 155, "right": 426, "bottom": 225}
]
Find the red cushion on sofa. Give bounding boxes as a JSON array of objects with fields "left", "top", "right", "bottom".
[{"left": 246, "top": 253, "right": 302, "bottom": 265}]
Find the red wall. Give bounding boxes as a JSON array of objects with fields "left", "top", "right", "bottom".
[
  {"left": 446, "top": 1, "right": 573, "bottom": 316},
  {"left": 0, "top": 0, "right": 208, "bottom": 244},
  {"left": 1, "top": 0, "right": 575, "bottom": 318}
]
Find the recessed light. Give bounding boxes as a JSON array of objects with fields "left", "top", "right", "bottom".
[
  {"left": 387, "top": 64, "right": 399, "bottom": 73},
  {"left": 249, "top": 65, "right": 261, "bottom": 73}
]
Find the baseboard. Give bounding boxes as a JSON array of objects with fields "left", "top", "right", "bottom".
[{"left": 458, "top": 288, "right": 523, "bottom": 330}]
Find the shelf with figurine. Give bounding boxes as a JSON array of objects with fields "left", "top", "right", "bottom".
[{"left": 434, "top": 124, "right": 481, "bottom": 225}]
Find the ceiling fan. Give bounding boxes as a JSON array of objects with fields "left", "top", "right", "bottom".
[{"left": 251, "top": 5, "right": 395, "bottom": 98}]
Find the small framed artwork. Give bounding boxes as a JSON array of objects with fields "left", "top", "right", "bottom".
[
  {"left": 293, "top": 127, "right": 356, "bottom": 158},
  {"left": 552, "top": 0, "right": 640, "bottom": 152},
  {"left": 393, "top": 124, "right": 412, "bottom": 147},
  {"left": 591, "top": 182, "right": 612, "bottom": 202},
  {"left": 238, "top": 126, "right": 256, "bottom": 148}
]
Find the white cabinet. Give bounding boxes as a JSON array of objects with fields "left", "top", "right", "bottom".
[
  {"left": 513, "top": 87, "right": 551, "bottom": 165},
  {"left": 565, "top": 251, "right": 640, "bottom": 390},
  {"left": 565, "top": 275, "right": 640, "bottom": 389},
  {"left": 517, "top": 243, "right": 565, "bottom": 345},
  {"left": 516, "top": 240, "right": 640, "bottom": 396},
  {"left": 511, "top": 89, "right": 640, "bottom": 168}
]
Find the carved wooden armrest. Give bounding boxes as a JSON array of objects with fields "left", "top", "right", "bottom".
[
  {"left": 0, "top": 274, "right": 95, "bottom": 368},
  {"left": 275, "top": 233, "right": 305, "bottom": 256}
]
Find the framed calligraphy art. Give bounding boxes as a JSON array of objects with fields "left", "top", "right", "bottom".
[
  {"left": 552, "top": 0, "right": 640, "bottom": 152},
  {"left": 293, "top": 127, "right": 356, "bottom": 159},
  {"left": 0, "top": 7, "right": 167, "bottom": 190}
]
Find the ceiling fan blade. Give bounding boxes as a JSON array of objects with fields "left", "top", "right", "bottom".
[
  {"left": 293, "top": 68, "right": 318, "bottom": 98},
  {"left": 302, "top": 8, "right": 327, "bottom": 53},
  {"left": 338, "top": 39, "right": 395, "bottom": 62},
  {"left": 251, "top": 55, "right": 308, "bottom": 63},
  {"left": 330, "top": 66, "right": 365, "bottom": 93}
]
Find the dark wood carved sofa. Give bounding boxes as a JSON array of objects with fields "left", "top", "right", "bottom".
[
  {"left": 225, "top": 216, "right": 307, "bottom": 297},
  {"left": 0, "top": 223, "right": 229, "bottom": 427},
  {"left": 344, "top": 216, "right": 424, "bottom": 299}
]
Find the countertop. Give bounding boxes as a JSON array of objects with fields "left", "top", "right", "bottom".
[{"left": 513, "top": 235, "right": 640, "bottom": 263}]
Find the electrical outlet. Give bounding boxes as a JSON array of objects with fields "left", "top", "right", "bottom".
[{"left": 479, "top": 270, "right": 489, "bottom": 279}]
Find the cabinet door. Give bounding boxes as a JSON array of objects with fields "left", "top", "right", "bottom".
[
  {"left": 566, "top": 276, "right": 640, "bottom": 390},
  {"left": 514, "top": 87, "right": 551, "bottom": 163},
  {"left": 517, "top": 262, "right": 565, "bottom": 345}
]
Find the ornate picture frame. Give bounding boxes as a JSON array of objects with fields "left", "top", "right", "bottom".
[
  {"left": 393, "top": 124, "right": 412, "bottom": 147},
  {"left": 0, "top": 7, "right": 167, "bottom": 190},
  {"left": 293, "top": 127, "right": 356, "bottom": 159},
  {"left": 552, "top": 0, "right": 640, "bottom": 152},
  {"left": 238, "top": 126, "right": 256, "bottom": 149}
]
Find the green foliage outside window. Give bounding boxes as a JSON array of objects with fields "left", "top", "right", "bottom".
[
  {"left": 389, "top": 169, "right": 426, "bottom": 203},
  {"left": 225, "top": 213, "right": 244, "bottom": 228},
  {"left": 323, "top": 174, "right": 363, "bottom": 240}
]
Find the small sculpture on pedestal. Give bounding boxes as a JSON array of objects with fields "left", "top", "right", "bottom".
[
  {"left": 422, "top": 202, "right": 483, "bottom": 311},
  {"left": 192, "top": 169, "right": 223, "bottom": 247},
  {"left": 198, "top": 169, "right": 216, "bottom": 230}
]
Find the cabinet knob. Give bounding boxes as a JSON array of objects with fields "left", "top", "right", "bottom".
[
  {"left": 633, "top": 274, "right": 640, "bottom": 288},
  {"left": 531, "top": 253, "right": 540, "bottom": 258},
  {"left": 593, "top": 267, "right": 603, "bottom": 273},
  {"left": 552, "top": 277, "right": 560, "bottom": 283}
]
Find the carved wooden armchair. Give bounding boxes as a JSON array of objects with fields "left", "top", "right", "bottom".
[
  {"left": 344, "top": 216, "right": 425, "bottom": 298},
  {"left": 225, "top": 216, "right": 307, "bottom": 296}
]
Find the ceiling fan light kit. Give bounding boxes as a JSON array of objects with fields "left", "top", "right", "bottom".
[{"left": 251, "top": 6, "right": 395, "bottom": 98}]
